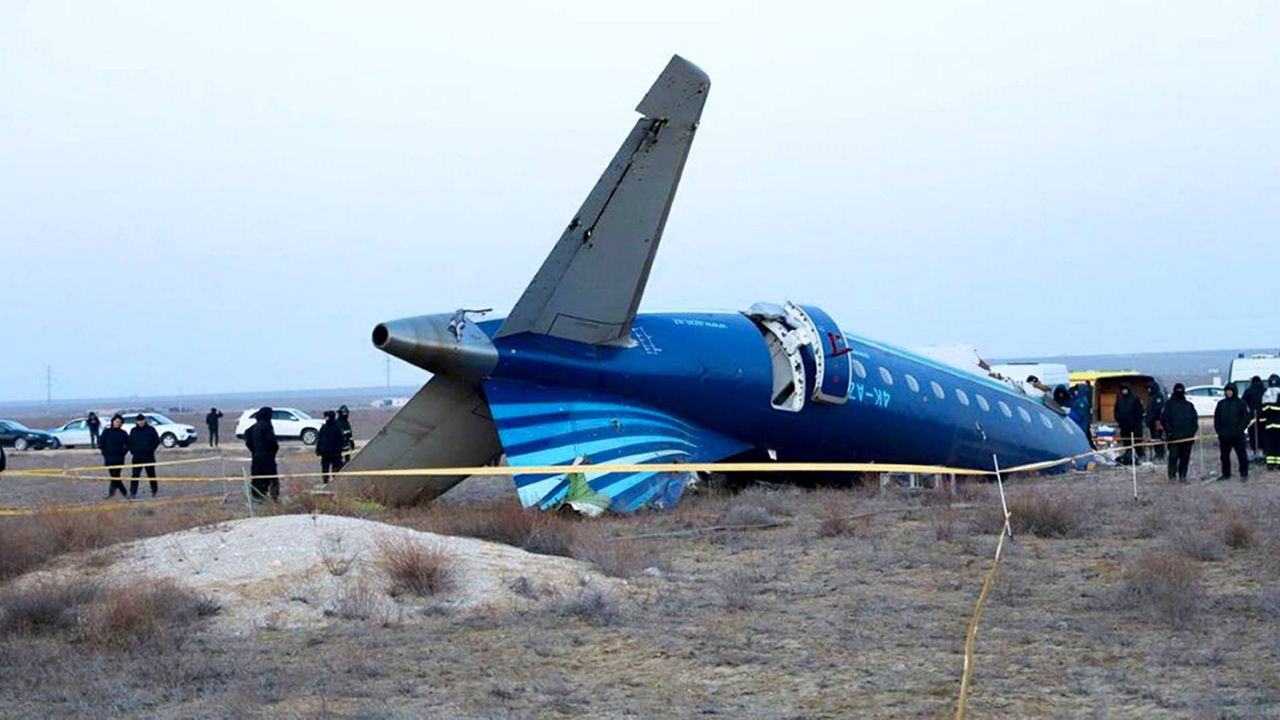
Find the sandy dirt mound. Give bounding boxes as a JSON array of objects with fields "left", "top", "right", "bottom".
[{"left": 63, "top": 514, "right": 610, "bottom": 634}]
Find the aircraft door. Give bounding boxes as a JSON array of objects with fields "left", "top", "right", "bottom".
[{"left": 796, "top": 305, "right": 851, "bottom": 405}]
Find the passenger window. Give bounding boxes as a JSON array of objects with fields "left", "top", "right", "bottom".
[
  {"left": 998, "top": 401, "right": 1013, "bottom": 418},
  {"left": 905, "top": 374, "right": 920, "bottom": 392},
  {"left": 878, "top": 367, "right": 893, "bottom": 386},
  {"left": 851, "top": 359, "right": 867, "bottom": 379},
  {"left": 1018, "top": 407, "right": 1032, "bottom": 423},
  {"left": 1040, "top": 413, "right": 1054, "bottom": 429},
  {"left": 955, "top": 388, "right": 970, "bottom": 406},
  {"left": 272, "top": 411, "right": 293, "bottom": 421},
  {"left": 976, "top": 394, "right": 990, "bottom": 412},
  {"left": 930, "top": 381, "right": 945, "bottom": 400}
]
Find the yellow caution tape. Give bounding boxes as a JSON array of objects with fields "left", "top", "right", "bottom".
[{"left": 0, "top": 494, "right": 226, "bottom": 518}]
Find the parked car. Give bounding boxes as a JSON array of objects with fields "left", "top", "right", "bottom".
[
  {"left": 110, "top": 412, "right": 198, "bottom": 448},
  {"left": 1183, "top": 385, "right": 1225, "bottom": 417},
  {"left": 0, "top": 420, "right": 58, "bottom": 450},
  {"left": 234, "top": 408, "right": 322, "bottom": 445}
]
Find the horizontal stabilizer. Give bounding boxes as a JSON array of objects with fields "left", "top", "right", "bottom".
[
  {"left": 337, "top": 375, "right": 502, "bottom": 505},
  {"left": 482, "top": 378, "right": 749, "bottom": 513},
  {"left": 496, "top": 55, "right": 710, "bottom": 346}
]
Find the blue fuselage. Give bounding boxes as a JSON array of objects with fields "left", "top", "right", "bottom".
[{"left": 482, "top": 311, "right": 1090, "bottom": 473}]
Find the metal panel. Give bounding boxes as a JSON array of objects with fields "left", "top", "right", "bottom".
[{"left": 336, "top": 375, "right": 502, "bottom": 505}]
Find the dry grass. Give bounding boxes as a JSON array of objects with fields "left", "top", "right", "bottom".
[
  {"left": 0, "top": 578, "right": 100, "bottom": 636},
  {"left": 567, "top": 526, "right": 655, "bottom": 578},
  {"left": 550, "top": 589, "right": 622, "bottom": 626},
  {"left": 83, "top": 580, "right": 220, "bottom": 648},
  {"left": 972, "top": 490, "right": 1088, "bottom": 538},
  {"left": 1110, "top": 551, "right": 1205, "bottom": 628},
  {"left": 374, "top": 535, "right": 457, "bottom": 598},
  {"left": 1221, "top": 508, "right": 1255, "bottom": 550},
  {"left": 0, "top": 505, "right": 235, "bottom": 583},
  {"left": 400, "top": 502, "right": 579, "bottom": 558}
]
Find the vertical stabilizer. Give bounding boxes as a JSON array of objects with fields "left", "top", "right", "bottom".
[{"left": 496, "top": 55, "right": 710, "bottom": 345}]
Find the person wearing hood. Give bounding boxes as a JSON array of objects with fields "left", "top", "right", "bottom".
[
  {"left": 86, "top": 411, "right": 101, "bottom": 450},
  {"left": 1262, "top": 375, "right": 1280, "bottom": 472},
  {"left": 337, "top": 405, "right": 354, "bottom": 464},
  {"left": 1144, "top": 382, "right": 1167, "bottom": 461},
  {"left": 315, "top": 410, "right": 345, "bottom": 484},
  {"left": 1161, "top": 383, "right": 1199, "bottom": 482},
  {"left": 1069, "top": 383, "right": 1094, "bottom": 447},
  {"left": 1114, "top": 384, "right": 1145, "bottom": 465},
  {"left": 244, "top": 406, "right": 280, "bottom": 501},
  {"left": 1214, "top": 384, "right": 1251, "bottom": 481},
  {"left": 1243, "top": 375, "right": 1266, "bottom": 456},
  {"left": 99, "top": 414, "right": 131, "bottom": 499}
]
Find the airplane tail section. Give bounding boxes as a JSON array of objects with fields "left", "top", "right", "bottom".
[
  {"left": 496, "top": 55, "right": 710, "bottom": 346},
  {"left": 337, "top": 375, "right": 503, "bottom": 505},
  {"left": 481, "top": 378, "right": 750, "bottom": 513}
]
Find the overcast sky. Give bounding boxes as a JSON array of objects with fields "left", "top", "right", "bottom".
[{"left": 2, "top": 1, "right": 1276, "bottom": 402}]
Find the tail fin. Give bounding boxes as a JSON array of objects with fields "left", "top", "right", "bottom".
[{"left": 496, "top": 55, "right": 710, "bottom": 346}]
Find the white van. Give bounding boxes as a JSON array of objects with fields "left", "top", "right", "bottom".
[{"left": 1228, "top": 353, "right": 1280, "bottom": 393}]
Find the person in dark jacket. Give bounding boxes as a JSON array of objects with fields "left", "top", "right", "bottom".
[
  {"left": 1262, "top": 375, "right": 1280, "bottom": 472},
  {"left": 245, "top": 407, "right": 280, "bottom": 501},
  {"left": 86, "top": 411, "right": 101, "bottom": 450},
  {"left": 1214, "top": 384, "right": 1251, "bottom": 481},
  {"left": 1160, "top": 383, "right": 1199, "bottom": 482},
  {"left": 1144, "top": 382, "right": 1167, "bottom": 461},
  {"left": 1069, "top": 383, "right": 1094, "bottom": 447},
  {"left": 1243, "top": 375, "right": 1265, "bottom": 455},
  {"left": 1114, "top": 384, "right": 1145, "bottom": 464},
  {"left": 337, "top": 405, "right": 354, "bottom": 464},
  {"left": 128, "top": 413, "right": 162, "bottom": 498},
  {"left": 99, "top": 414, "right": 131, "bottom": 498},
  {"left": 205, "top": 407, "right": 224, "bottom": 447},
  {"left": 315, "top": 410, "right": 345, "bottom": 484},
  {"left": 1, "top": 443, "right": 6, "bottom": 476}
]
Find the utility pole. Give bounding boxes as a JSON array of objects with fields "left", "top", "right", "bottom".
[
  {"left": 385, "top": 356, "right": 391, "bottom": 392},
  {"left": 46, "top": 365, "right": 52, "bottom": 407}
]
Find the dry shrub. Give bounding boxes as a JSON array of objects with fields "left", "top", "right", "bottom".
[
  {"left": 551, "top": 589, "right": 622, "bottom": 626},
  {"left": 717, "top": 568, "right": 775, "bottom": 611},
  {"left": 1221, "top": 509, "right": 1255, "bottom": 550},
  {"left": 0, "top": 578, "right": 101, "bottom": 636},
  {"left": 721, "top": 504, "right": 776, "bottom": 528},
  {"left": 374, "top": 535, "right": 457, "bottom": 597},
  {"left": 817, "top": 505, "right": 872, "bottom": 538},
  {"left": 1168, "top": 524, "right": 1227, "bottom": 562},
  {"left": 929, "top": 508, "right": 961, "bottom": 542},
  {"left": 568, "top": 526, "right": 653, "bottom": 578},
  {"left": 414, "top": 502, "right": 579, "bottom": 558},
  {"left": 318, "top": 532, "right": 359, "bottom": 577},
  {"left": 84, "top": 580, "right": 219, "bottom": 648},
  {"left": 327, "top": 576, "right": 396, "bottom": 623},
  {"left": 971, "top": 491, "right": 1087, "bottom": 538},
  {"left": 1111, "top": 551, "right": 1204, "bottom": 627}
]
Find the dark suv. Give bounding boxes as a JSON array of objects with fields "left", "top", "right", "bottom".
[{"left": 0, "top": 420, "right": 57, "bottom": 450}]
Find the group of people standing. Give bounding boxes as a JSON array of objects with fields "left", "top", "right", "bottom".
[
  {"left": 241, "top": 405, "right": 353, "bottom": 502},
  {"left": 1110, "top": 375, "right": 1280, "bottom": 483},
  {"left": 98, "top": 413, "right": 164, "bottom": 499}
]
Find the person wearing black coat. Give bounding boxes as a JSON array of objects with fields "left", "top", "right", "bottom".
[
  {"left": 99, "top": 414, "right": 131, "bottom": 498},
  {"left": 128, "top": 414, "right": 162, "bottom": 498},
  {"left": 1114, "top": 384, "right": 1145, "bottom": 464},
  {"left": 1214, "top": 385, "right": 1251, "bottom": 481},
  {"left": 86, "top": 411, "right": 101, "bottom": 450},
  {"left": 205, "top": 408, "right": 224, "bottom": 447},
  {"left": 1262, "top": 375, "right": 1280, "bottom": 472},
  {"left": 1160, "top": 384, "right": 1199, "bottom": 482},
  {"left": 245, "top": 407, "right": 280, "bottom": 501},
  {"left": 337, "top": 405, "right": 354, "bottom": 464},
  {"left": 1242, "top": 376, "right": 1265, "bottom": 455},
  {"left": 0, "top": 444, "right": 6, "bottom": 476},
  {"left": 1144, "top": 382, "right": 1167, "bottom": 461},
  {"left": 315, "top": 411, "right": 345, "bottom": 484}
]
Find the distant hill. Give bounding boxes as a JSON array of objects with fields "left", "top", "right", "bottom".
[{"left": 997, "top": 348, "right": 1278, "bottom": 387}]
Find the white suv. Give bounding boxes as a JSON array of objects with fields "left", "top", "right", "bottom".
[
  {"left": 234, "top": 407, "right": 323, "bottom": 445},
  {"left": 92, "top": 412, "right": 199, "bottom": 448}
]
